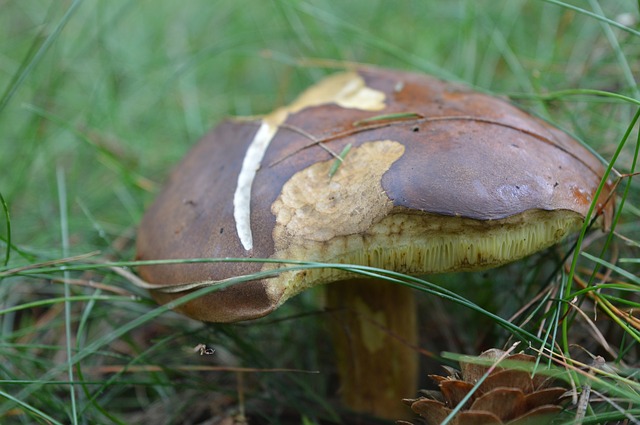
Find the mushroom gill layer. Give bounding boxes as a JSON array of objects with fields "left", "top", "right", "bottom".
[{"left": 265, "top": 208, "right": 584, "bottom": 304}]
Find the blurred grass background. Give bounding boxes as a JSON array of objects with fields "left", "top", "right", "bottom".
[{"left": 1, "top": 1, "right": 639, "bottom": 424}]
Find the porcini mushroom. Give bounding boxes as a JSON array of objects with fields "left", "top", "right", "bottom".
[{"left": 136, "top": 67, "right": 613, "bottom": 420}]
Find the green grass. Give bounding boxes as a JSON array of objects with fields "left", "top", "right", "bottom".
[{"left": 1, "top": 0, "right": 639, "bottom": 424}]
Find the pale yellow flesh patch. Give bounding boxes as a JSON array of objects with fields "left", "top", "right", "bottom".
[
  {"left": 233, "top": 72, "right": 386, "bottom": 251},
  {"left": 271, "top": 140, "right": 405, "bottom": 246},
  {"left": 280, "top": 71, "right": 387, "bottom": 117}
]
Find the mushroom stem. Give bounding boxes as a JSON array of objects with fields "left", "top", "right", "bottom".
[{"left": 325, "top": 278, "right": 418, "bottom": 420}]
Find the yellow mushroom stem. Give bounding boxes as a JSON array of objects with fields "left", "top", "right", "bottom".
[{"left": 325, "top": 278, "right": 418, "bottom": 420}]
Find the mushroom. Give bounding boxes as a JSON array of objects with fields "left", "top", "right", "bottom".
[{"left": 136, "top": 67, "right": 614, "bottom": 420}]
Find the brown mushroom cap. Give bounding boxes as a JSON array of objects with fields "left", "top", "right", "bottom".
[{"left": 136, "top": 67, "right": 613, "bottom": 323}]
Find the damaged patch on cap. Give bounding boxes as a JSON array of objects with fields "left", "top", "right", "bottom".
[
  {"left": 233, "top": 72, "right": 387, "bottom": 251},
  {"left": 271, "top": 140, "right": 405, "bottom": 249}
]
